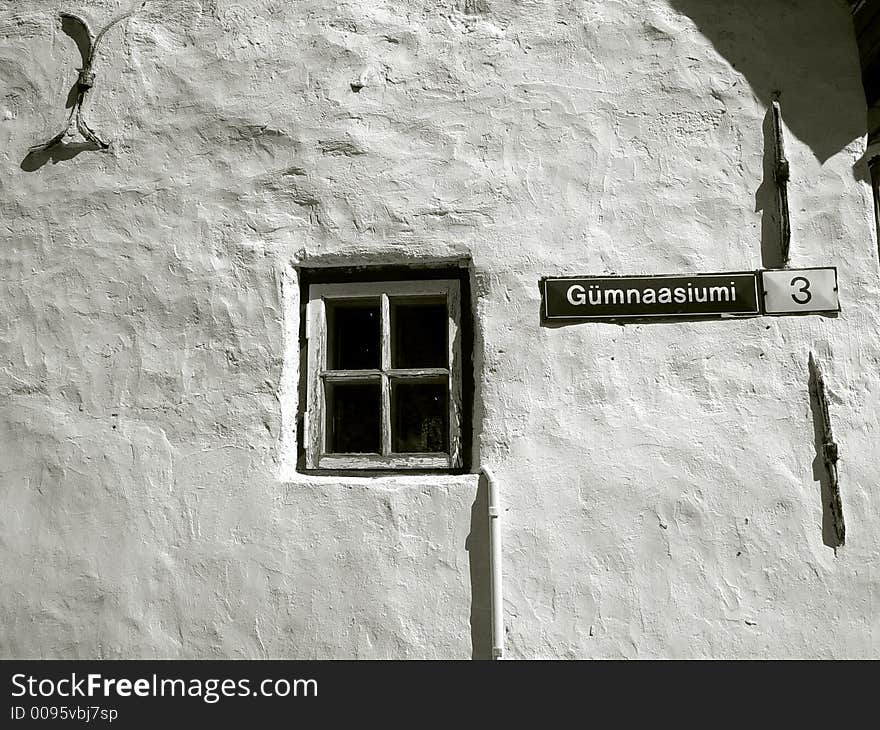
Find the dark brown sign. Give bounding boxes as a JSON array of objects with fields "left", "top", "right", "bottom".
[{"left": 543, "top": 273, "right": 761, "bottom": 320}]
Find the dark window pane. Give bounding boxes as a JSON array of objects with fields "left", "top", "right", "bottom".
[
  {"left": 391, "top": 298, "right": 447, "bottom": 369},
  {"left": 392, "top": 380, "right": 448, "bottom": 453},
  {"left": 327, "top": 300, "right": 380, "bottom": 370},
  {"left": 326, "top": 382, "right": 380, "bottom": 453}
]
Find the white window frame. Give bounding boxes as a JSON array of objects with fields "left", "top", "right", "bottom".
[{"left": 304, "top": 279, "right": 462, "bottom": 470}]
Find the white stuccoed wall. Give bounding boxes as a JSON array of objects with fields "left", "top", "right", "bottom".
[{"left": 1, "top": 0, "right": 878, "bottom": 658}]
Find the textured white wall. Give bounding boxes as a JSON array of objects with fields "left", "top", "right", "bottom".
[{"left": 1, "top": 0, "right": 878, "bottom": 658}]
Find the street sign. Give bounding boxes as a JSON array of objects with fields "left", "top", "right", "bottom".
[
  {"left": 543, "top": 272, "right": 760, "bottom": 320},
  {"left": 760, "top": 267, "right": 839, "bottom": 315}
]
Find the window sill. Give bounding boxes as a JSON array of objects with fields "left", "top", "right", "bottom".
[
  {"left": 278, "top": 469, "right": 480, "bottom": 490},
  {"left": 314, "top": 453, "right": 454, "bottom": 470}
]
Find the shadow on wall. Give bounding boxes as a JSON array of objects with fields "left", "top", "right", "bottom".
[
  {"left": 20, "top": 140, "right": 102, "bottom": 171},
  {"left": 668, "top": 1, "right": 865, "bottom": 164},
  {"left": 466, "top": 471, "right": 492, "bottom": 660}
]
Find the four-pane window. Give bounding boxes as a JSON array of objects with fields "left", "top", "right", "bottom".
[{"left": 305, "top": 280, "right": 462, "bottom": 470}]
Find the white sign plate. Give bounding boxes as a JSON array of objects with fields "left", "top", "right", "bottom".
[{"left": 761, "top": 267, "right": 839, "bottom": 315}]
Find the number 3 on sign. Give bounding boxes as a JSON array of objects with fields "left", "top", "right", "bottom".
[
  {"left": 789, "top": 276, "right": 811, "bottom": 304},
  {"left": 761, "top": 267, "right": 840, "bottom": 315}
]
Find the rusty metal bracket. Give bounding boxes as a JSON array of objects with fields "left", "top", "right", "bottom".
[
  {"left": 28, "top": 3, "right": 147, "bottom": 154},
  {"left": 808, "top": 352, "right": 845, "bottom": 547},
  {"left": 771, "top": 100, "right": 792, "bottom": 266}
]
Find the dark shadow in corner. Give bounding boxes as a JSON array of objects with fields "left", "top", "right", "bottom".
[
  {"left": 870, "top": 154, "right": 880, "bottom": 262},
  {"left": 20, "top": 140, "right": 101, "bottom": 172},
  {"left": 852, "top": 119, "right": 879, "bottom": 183},
  {"left": 466, "top": 470, "right": 491, "bottom": 660},
  {"left": 756, "top": 106, "right": 784, "bottom": 269},
  {"left": 808, "top": 361, "right": 843, "bottom": 550},
  {"left": 667, "top": 1, "right": 865, "bottom": 163}
]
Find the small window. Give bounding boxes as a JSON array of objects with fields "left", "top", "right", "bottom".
[{"left": 304, "top": 279, "right": 463, "bottom": 470}]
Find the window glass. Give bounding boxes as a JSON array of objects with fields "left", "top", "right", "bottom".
[
  {"left": 391, "top": 297, "right": 447, "bottom": 369},
  {"left": 327, "top": 300, "right": 380, "bottom": 370},
  {"left": 392, "top": 380, "right": 449, "bottom": 453},
  {"left": 326, "top": 381, "right": 381, "bottom": 453}
]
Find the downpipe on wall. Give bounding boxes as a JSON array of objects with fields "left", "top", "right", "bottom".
[{"left": 481, "top": 467, "right": 504, "bottom": 660}]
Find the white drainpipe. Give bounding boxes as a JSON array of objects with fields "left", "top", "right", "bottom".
[{"left": 481, "top": 467, "right": 504, "bottom": 660}]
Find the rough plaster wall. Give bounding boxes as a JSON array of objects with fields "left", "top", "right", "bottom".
[{"left": 0, "top": 0, "right": 878, "bottom": 658}]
